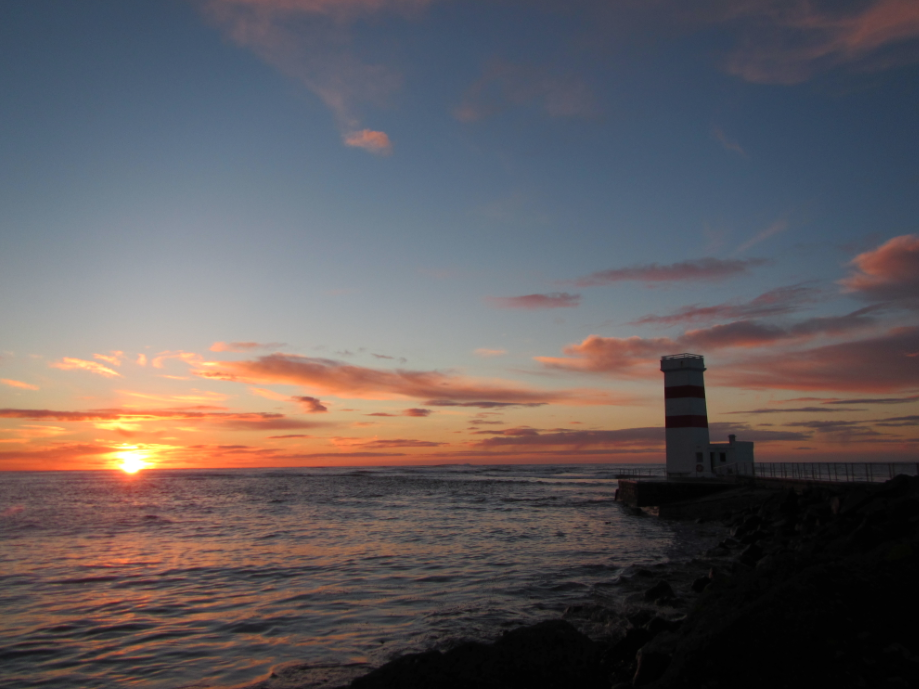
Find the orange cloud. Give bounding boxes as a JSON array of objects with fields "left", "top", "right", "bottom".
[
  {"left": 249, "top": 387, "right": 292, "bottom": 401},
  {"left": 94, "top": 351, "right": 124, "bottom": 366},
  {"left": 50, "top": 358, "right": 122, "bottom": 378},
  {"left": 536, "top": 335, "right": 676, "bottom": 375},
  {"left": 136, "top": 353, "right": 148, "bottom": 366},
  {"left": 572, "top": 258, "right": 767, "bottom": 287},
  {"left": 1, "top": 379, "right": 39, "bottom": 391},
  {"left": 152, "top": 351, "right": 203, "bottom": 368},
  {"left": 840, "top": 234, "right": 919, "bottom": 307},
  {"left": 196, "top": 353, "right": 622, "bottom": 405},
  {"left": 343, "top": 129, "right": 392, "bottom": 155},
  {"left": 486, "top": 293, "right": 580, "bottom": 309}
]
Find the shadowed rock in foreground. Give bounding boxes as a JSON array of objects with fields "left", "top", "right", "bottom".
[{"left": 348, "top": 474, "right": 919, "bottom": 689}]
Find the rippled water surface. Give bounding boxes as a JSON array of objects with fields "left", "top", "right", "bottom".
[{"left": 0, "top": 465, "right": 721, "bottom": 688}]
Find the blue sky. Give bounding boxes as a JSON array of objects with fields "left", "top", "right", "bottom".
[{"left": 2, "top": 0, "right": 918, "bottom": 469}]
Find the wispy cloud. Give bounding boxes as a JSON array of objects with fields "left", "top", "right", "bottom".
[
  {"left": 50, "top": 358, "right": 122, "bottom": 378},
  {"left": 734, "top": 219, "right": 788, "bottom": 254},
  {"left": 202, "top": 0, "right": 419, "bottom": 153},
  {"left": 486, "top": 293, "right": 580, "bottom": 309},
  {"left": 1, "top": 379, "right": 39, "bottom": 391},
  {"left": 722, "top": 0, "right": 919, "bottom": 84},
  {"left": 474, "top": 348, "right": 507, "bottom": 357},
  {"left": 455, "top": 59, "right": 596, "bottom": 122},
  {"left": 631, "top": 284, "right": 820, "bottom": 327},
  {"left": 211, "top": 341, "right": 286, "bottom": 353},
  {"left": 196, "top": 353, "right": 623, "bottom": 406},
  {"left": 572, "top": 258, "right": 766, "bottom": 287},
  {"left": 711, "top": 125, "right": 746, "bottom": 156}
]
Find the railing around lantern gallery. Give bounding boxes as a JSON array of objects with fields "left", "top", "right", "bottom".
[{"left": 713, "top": 461, "right": 919, "bottom": 484}]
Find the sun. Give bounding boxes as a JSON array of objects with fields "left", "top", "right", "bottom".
[{"left": 115, "top": 448, "right": 150, "bottom": 474}]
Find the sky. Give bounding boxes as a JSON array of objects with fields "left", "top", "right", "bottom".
[{"left": 1, "top": 0, "right": 918, "bottom": 471}]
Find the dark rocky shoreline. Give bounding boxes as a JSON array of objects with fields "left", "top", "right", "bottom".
[{"left": 344, "top": 475, "right": 919, "bottom": 689}]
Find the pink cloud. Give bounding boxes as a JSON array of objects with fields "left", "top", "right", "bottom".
[
  {"left": 723, "top": 0, "right": 919, "bottom": 84},
  {"left": 50, "top": 358, "right": 122, "bottom": 378},
  {"left": 717, "top": 326, "right": 919, "bottom": 392},
  {"left": 840, "top": 234, "right": 919, "bottom": 307},
  {"left": 455, "top": 60, "right": 596, "bottom": 123},
  {"left": 631, "top": 284, "right": 819, "bottom": 326},
  {"left": 1, "top": 379, "right": 39, "bottom": 391},
  {"left": 735, "top": 219, "right": 788, "bottom": 254},
  {"left": 402, "top": 407, "right": 432, "bottom": 417},
  {"left": 486, "top": 293, "right": 580, "bottom": 309},
  {"left": 343, "top": 129, "right": 392, "bottom": 155},
  {"left": 195, "top": 353, "right": 621, "bottom": 406},
  {"left": 572, "top": 258, "right": 767, "bottom": 287},
  {"left": 211, "top": 341, "right": 286, "bottom": 352}
]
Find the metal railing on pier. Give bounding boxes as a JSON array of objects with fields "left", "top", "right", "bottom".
[
  {"left": 713, "top": 462, "right": 919, "bottom": 484},
  {"left": 614, "top": 467, "right": 666, "bottom": 480}
]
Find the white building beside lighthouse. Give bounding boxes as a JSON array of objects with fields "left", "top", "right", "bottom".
[{"left": 661, "top": 353, "right": 754, "bottom": 478}]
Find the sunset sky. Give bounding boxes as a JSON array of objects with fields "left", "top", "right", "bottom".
[{"left": 2, "top": 0, "right": 918, "bottom": 471}]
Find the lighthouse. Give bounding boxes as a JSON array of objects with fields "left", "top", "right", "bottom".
[{"left": 661, "top": 353, "right": 711, "bottom": 478}]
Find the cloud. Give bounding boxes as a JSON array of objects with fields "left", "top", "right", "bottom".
[
  {"left": 267, "top": 434, "right": 313, "bottom": 439},
  {"left": 711, "top": 125, "right": 746, "bottom": 156},
  {"left": 211, "top": 341, "right": 286, "bottom": 352},
  {"left": 723, "top": 0, "right": 919, "bottom": 84},
  {"left": 137, "top": 353, "right": 148, "bottom": 366},
  {"left": 402, "top": 407, "right": 432, "bottom": 417},
  {"left": 195, "top": 353, "right": 619, "bottom": 406},
  {"left": 486, "top": 293, "right": 581, "bottom": 309},
  {"left": 152, "top": 351, "right": 203, "bottom": 368},
  {"left": 824, "top": 395, "right": 919, "bottom": 405},
  {"left": 572, "top": 258, "right": 767, "bottom": 287},
  {"left": 875, "top": 415, "right": 919, "bottom": 427},
  {"left": 1, "top": 379, "right": 39, "bottom": 391},
  {"left": 470, "top": 426, "right": 665, "bottom": 449},
  {"left": 840, "top": 234, "right": 919, "bottom": 308},
  {"left": 50, "top": 358, "right": 122, "bottom": 378},
  {"left": 293, "top": 396, "right": 329, "bottom": 413},
  {"left": 631, "top": 284, "right": 820, "bottom": 326},
  {"left": 0, "top": 407, "right": 329, "bottom": 431},
  {"left": 474, "top": 348, "right": 507, "bottom": 358},
  {"left": 343, "top": 129, "right": 393, "bottom": 155},
  {"left": 94, "top": 351, "right": 124, "bottom": 366},
  {"left": 734, "top": 219, "right": 788, "bottom": 254},
  {"left": 455, "top": 59, "right": 596, "bottom": 122},
  {"left": 425, "top": 400, "right": 546, "bottom": 409},
  {"left": 536, "top": 334, "right": 676, "bottom": 375},
  {"left": 540, "top": 307, "right": 881, "bottom": 374},
  {"left": 726, "top": 407, "right": 862, "bottom": 415},
  {"left": 202, "top": 0, "right": 412, "bottom": 153},
  {"left": 361, "top": 438, "right": 444, "bottom": 448},
  {"left": 718, "top": 326, "right": 919, "bottom": 392}
]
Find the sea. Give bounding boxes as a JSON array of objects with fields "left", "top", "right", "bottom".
[{"left": 0, "top": 464, "right": 726, "bottom": 689}]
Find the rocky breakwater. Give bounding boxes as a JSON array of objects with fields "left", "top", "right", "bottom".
[{"left": 344, "top": 474, "right": 919, "bottom": 689}]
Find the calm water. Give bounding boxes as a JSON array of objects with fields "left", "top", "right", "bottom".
[{"left": 0, "top": 464, "right": 722, "bottom": 689}]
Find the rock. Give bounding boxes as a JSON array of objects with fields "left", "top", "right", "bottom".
[
  {"left": 691, "top": 576, "right": 711, "bottom": 593},
  {"left": 739, "top": 543, "right": 764, "bottom": 566},
  {"left": 644, "top": 580, "right": 674, "bottom": 602},
  {"left": 633, "top": 648, "right": 670, "bottom": 686}
]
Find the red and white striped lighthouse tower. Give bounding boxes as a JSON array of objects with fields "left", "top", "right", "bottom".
[{"left": 660, "top": 353, "right": 711, "bottom": 478}]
